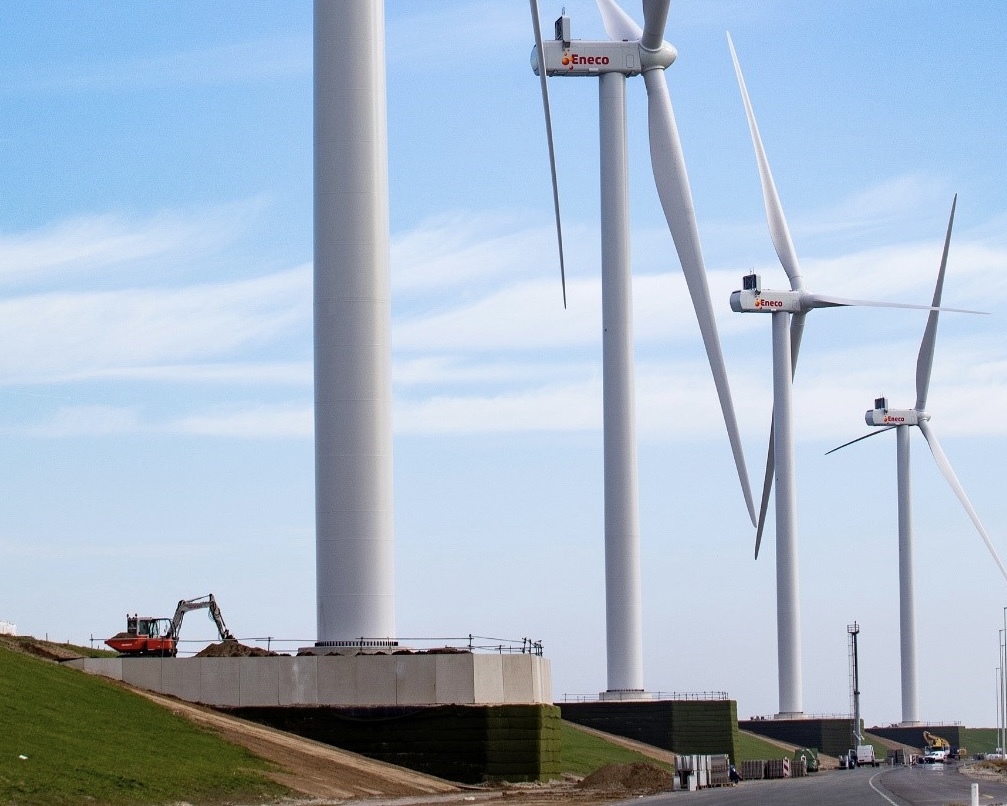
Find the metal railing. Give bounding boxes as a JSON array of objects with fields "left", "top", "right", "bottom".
[
  {"left": 153, "top": 633, "right": 545, "bottom": 657},
  {"left": 562, "top": 690, "right": 730, "bottom": 702}
]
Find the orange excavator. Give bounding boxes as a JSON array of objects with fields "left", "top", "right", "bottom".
[{"left": 106, "top": 594, "right": 234, "bottom": 657}]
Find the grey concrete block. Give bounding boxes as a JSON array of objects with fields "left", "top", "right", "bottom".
[
  {"left": 394, "top": 654, "right": 436, "bottom": 705},
  {"left": 239, "top": 657, "right": 280, "bottom": 706},
  {"left": 122, "top": 658, "right": 163, "bottom": 692},
  {"left": 317, "top": 656, "right": 357, "bottom": 704},
  {"left": 279, "top": 656, "right": 318, "bottom": 706},
  {"left": 355, "top": 654, "right": 396, "bottom": 705},
  {"left": 473, "top": 655, "right": 505, "bottom": 703},
  {"left": 161, "top": 659, "right": 201, "bottom": 702},
  {"left": 199, "top": 658, "right": 241, "bottom": 706},
  {"left": 501, "top": 655, "right": 535, "bottom": 703},
  {"left": 76, "top": 658, "right": 124, "bottom": 680},
  {"left": 435, "top": 653, "right": 476, "bottom": 704}
]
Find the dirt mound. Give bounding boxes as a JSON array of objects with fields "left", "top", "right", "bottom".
[
  {"left": 0, "top": 635, "right": 86, "bottom": 661},
  {"left": 577, "top": 762, "right": 673, "bottom": 793},
  {"left": 194, "top": 640, "right": 278, "bottom": 658}
]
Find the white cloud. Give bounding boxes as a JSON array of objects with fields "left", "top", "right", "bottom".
[
  {"left": 0, "top": 37, "right": 308, "bottom": 95},
  {"left": 0, "top": 266, "right": 309, "bottom": 383},
  {"left": 169, "top": 402, "right": 312, "bottom": 439},
  {"left": 19, "top": 404, "right": 140, "bottom": 437},
  {"left": 394, "top": 378, "right": 601, "bottom": 435},
  {"left": 0, "top": 199, "right": 269, "bottom": 286}
]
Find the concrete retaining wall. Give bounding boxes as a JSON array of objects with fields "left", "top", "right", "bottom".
[
  {"left": 66, "top": 653, "right": 552, "bottom": 707},
  {"left": 561, "top": 699, "right": 740, "bottom": 762},
  {"left": 227, "top": 703, "right": 562, "bottom": 783},
  {"left": 739, "top": 717, "right": 854, "bottom": 757}
]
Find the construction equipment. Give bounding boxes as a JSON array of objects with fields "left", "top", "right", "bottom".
[
  {"left": 921, "top": 731, "right": 951, "bottom": 763},
  {"left": 923, "top": 731, "right": 950, "bottom": 751},
  {"left": 106, "top": 594, "right": 234, "bottom": 657}
]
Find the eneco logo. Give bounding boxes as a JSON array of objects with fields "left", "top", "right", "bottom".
[
  {"left": 562, "top": 51, "right": 611, "bottom": 68},
  {"left": 883, "top": 415, "right": 906, "bottom": 423},
  {"left": 754, "top": 298, "right": 784, "bottom": 309}
]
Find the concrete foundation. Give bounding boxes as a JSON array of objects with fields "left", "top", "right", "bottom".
[
  {"left": 740, "top": 717, "right": 855, "bottom": 757},
  {"left": 228, "top": 703, "right": 562, "bottom": 783},
  {"left": 67, "top": 652, "right": 552, "bottom": 707},
  {"left": 561, "top": 698, "right": 740, "bottom": 761}
]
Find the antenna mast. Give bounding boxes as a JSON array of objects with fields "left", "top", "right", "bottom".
[{"left": 848, "top": 622, "right": 863, "bottom": 746}]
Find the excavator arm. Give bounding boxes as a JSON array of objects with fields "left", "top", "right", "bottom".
[{"left": 168, "top": 594, "right": 235, "bottom": 643}]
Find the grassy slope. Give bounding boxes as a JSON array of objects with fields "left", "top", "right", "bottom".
[
  {"left": 0, "top": 646, "right": 288, "bottom": 806},
  {"left": 561, "top": 724, "right": 803, "bottom": 773},
  {"left": 560, "top": 722, "right": 673, "bottom": 776},
  {"left": 963, "top": 728, "right": 999, "bottom": 755},
  {"left": 736, "top": 730, "right": 800, "bottom": 762}
]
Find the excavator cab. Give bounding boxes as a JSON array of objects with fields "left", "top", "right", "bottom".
[{"left": 127, "top": 616, "right": 172, "bottom": 639}]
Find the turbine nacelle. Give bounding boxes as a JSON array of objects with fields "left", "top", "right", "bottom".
[
  {"left": 866, "top": 406, "right": 924, "bottom": 427},
  {"left": 730, "top": 287, "right": 804, "bottom": 314},
  {"left": 530, "top": 12, "right": 676, "bottom": 79}
]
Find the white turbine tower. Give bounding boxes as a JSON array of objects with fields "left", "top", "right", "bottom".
[
  {"left": 529, "top": 1, "right": 756, "bottom": 697},
  {"left": 828, "top": 195, "right": 1007, "bottom": 725},
  {"left": 726, "top": 34, "right": 980, "bottom": 716},
  {"left": 313, "top": 0, "right": 396, "bottom": 648}
]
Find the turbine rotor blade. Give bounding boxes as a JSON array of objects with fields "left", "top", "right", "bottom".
[
  {"left": 595, "top": 0, "right": 641, "bottom": 40},
  {"left": 919, "top": 419, "right": 1007, "bottom": 583},
  {"left": 754, "top": 426, "right": 774, "bottom": 559},
  {"left": 644, "top": 66, "right": 755, "bottom": 525},
  {"left": 803, "top": 292, "right": 985, "bottom": 315},
  {"left": 755, "top": 311, "right": 806, "bottom": 558},
  {"left": 641, "top": 0, "right": 671, "bottom": 51},
  {"left": 916, "top": 194, "right": 957, "bottom": 411},
  {"left": 529, "top": 0, "right": 568, "bottom": 308},
  {"left": 825, "top": 426, "right": 896, "bottom": 456},
  {"left": 727, "top": 32, "right": 803, "bottom": 291}
]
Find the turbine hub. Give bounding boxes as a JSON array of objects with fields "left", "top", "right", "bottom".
[{"left": 640, "top": 41, "right": 677, "bottom": 71}]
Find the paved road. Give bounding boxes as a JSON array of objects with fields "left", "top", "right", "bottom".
[{"left": 609, "top": 763, "right": 1007, "bottom": 806}]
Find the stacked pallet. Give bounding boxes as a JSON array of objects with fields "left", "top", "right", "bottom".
[
  {"left": 765, "top": 758, "right": 791, "bottom": 779},
  {"left": 709, "top": 754, "right": 731, "bottom": 786},
  {"left": 790, "top": 755, "right": 807, "bottom": 777},
  {"left": 741, "top": 760, "right": 765, "bottom": 780}
]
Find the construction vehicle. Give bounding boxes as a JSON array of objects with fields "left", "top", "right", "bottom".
[
  {"left": 105, "top": 594, "right": 234, "bottom": 657},
  {"left": 856, "top": 745, "right": 879, "bottom": 767},
  {"left": 921, "top": 731, "right": 951, "bottom": 763}
]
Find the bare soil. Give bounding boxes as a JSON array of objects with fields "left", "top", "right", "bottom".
[
  {"left": 578, "top": 762, "right": 673, "bottom": 793},
  {"left": 195, "top": 640, "right": 279, "bottom": 657}
]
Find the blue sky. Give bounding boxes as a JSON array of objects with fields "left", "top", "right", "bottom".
[{"left": 2, "top": 1, "right": 1007, "bottom": 728}]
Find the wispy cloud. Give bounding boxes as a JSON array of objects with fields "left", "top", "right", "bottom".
[
  {"left": 18, "top": 404, "right": 140, "bottom": 437},
  {"left": 168, "top": 402, "right": 312, "bottom": 439},
  {"left": 0, "top": 266, "right": 309, "bottom": 383},
  {"left": 0, "top": 199, "right": 269, "bottom": 288},
  {"left": 0, "top": 37, "right": 309, "bottom": 96}
]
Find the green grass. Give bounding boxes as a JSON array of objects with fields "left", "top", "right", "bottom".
[
  {"left": 963, "top": 728, "right": 1000, "bottom": 755},
  {"left": 736, "top": 730, "right": 797, "bottom": 762},
  {"left": 0, "top": 646, "right": 289, "bottom": 805},
  {"left": 560, "top": 722, "right": 673, "bottom": 776}
]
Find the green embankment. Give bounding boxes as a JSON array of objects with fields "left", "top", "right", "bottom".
[
  {"left": 561, "top": 723, "right": 794, "bottom": 773},
  {"left": 963, "top": 728, "right": 1000, "bottom": 755},
  {"left": 560, "top": 721, "right": 673, "bottom": 776},
  {"left": 0, "top": 645, "right": 288, "bottom": 806},
  {"left": 735, "top": 730, "right": 799, "bottom": 762}
]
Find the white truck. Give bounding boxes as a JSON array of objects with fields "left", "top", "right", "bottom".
[{"left": 856, "top": 745, "right": 879, "bottom": 767}]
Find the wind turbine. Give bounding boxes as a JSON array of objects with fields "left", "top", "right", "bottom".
[
  {"left": 827, "top": 195, "right": 1007, "bottom": 725},
  {"left": 528, "top": 1, "right": 756, "bottom": 697},
  {"left": 726, "top": 34, "right": 981, "bottom": 716}
]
